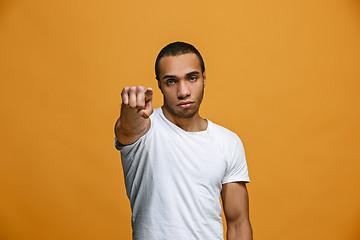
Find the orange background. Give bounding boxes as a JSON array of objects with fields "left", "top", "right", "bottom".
[{"left": 1, "top": 0, "right": 359, "bottom": 239}]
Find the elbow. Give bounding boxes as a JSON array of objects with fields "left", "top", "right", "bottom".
[{"left": 226, "top": 218, "right": 253, "bottom": 240}]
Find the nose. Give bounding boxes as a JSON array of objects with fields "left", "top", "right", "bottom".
[{"left": 177, "top": 80, "right": 190, "bottom": 99}]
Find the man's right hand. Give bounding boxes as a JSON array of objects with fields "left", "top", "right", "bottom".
[
  {"left": 115, "top": 86, "right": 153, "bottom": 145},
  {"left": 121, "top": 86, "right": 154, "bottom": 118}
]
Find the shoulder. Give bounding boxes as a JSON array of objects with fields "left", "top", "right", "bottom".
[
  {"left": 150, "top": 107, "right": 161, "bottom": 119},
  {"left": 208, "top": 121, "right": 245, "bottom": 155},
  {"left": 146, "top": 107, "right": 161, "bottom": 128},
  {"left": 208, "top": 120, "right": 241, "bottom": 143},
  {"left": 151, "top": 107, "right": 165, "bottom": 122}
]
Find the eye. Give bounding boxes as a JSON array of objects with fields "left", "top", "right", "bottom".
[
  {"left": 189, "top": 76, "right": 198, "bottom": 81},
  {"left": 166, "top": 79, "right": 176, "bottom": 85}
]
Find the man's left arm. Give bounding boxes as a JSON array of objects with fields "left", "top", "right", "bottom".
[{"left": 221, "top": 181, "right": 253, "bottom": 240}]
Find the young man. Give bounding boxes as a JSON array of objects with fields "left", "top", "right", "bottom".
[{"left": 114, "top": 42, "right": 252, "bottom": 240}]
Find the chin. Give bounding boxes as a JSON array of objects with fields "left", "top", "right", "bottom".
[
  {"left": 164, "top": 100, "right": 201, "bottom": 119},
  {"left": 177, "top": 111, "right": 197, "bottom": 118},
  {"left": 174, "top": 106, "right": 199, "bottom": 118}
]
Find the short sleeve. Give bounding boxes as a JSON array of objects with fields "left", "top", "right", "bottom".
[
  {"left": 114, "top": 136, "right": 124, "bottom": 150},
  {"left": 114, "top": 135, "right": 144, "bottom": 161},
  {"left": 222, "top": 136, "right": 250, "bottom": 184}
]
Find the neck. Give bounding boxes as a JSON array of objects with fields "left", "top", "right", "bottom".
[{"left": 161, "top": 106, "right": 207, "bottom": 132}]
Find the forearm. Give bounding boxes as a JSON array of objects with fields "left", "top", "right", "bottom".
[
  {"left": 114, "top": 104, "right": 150, "bottom": 145},
  {"left": 226, "top": 219, "right": 253, "bottom": 240}
]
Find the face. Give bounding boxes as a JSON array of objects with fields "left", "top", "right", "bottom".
[{"left": 158, "top": 53, "right": 206, "bottom": 119}]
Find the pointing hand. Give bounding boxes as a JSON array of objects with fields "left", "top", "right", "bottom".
[{"left": 121, "top": 86, "right": 153, "bottom": 118}]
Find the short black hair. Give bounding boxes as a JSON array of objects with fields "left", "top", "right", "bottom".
[{"left": 155, "top": 41, "right": 205, "bottom": 81}]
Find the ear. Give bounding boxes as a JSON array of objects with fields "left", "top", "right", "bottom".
[
  {"left": 157, "top": 80, "right": 163, "bottom": 93},
  {"left": 202, "top": 71, "right": 206, "bottom": 87}
]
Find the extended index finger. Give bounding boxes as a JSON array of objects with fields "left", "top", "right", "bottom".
[{"left": 144, "top": 88, "right": 153, "bottom": 102}]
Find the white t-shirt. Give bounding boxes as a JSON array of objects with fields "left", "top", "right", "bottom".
[{"left": 115, "top": 108, "right": 250, "bottom": 240}]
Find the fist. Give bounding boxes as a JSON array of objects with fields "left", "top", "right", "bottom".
[{"left": 121, "top": 86, "right": 153, "bottom": 118}]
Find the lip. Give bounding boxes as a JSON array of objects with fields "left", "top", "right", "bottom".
[{"left": 177, "top": 101, "right": 194, "bottom": 108}]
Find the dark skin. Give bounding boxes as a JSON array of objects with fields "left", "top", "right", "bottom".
[
  {"left": 222, "top": 182, "right": 253, "bottom": 240},
  {"left": 114, "top": 53, "right": 252, "bottom": 240}
]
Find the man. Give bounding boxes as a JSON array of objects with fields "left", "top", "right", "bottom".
[{"left": 114, "top": 42, "right": 252, "bottom": 240}]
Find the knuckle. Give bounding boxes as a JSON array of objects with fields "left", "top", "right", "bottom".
[
  {"left": 121, "top": 87, "right": 128, "bottom": 95},
  {"left": 136, "top": 86, "right": 144, "bottom": 91},
  {"left": 129, "top": 102, "right": 136, "bottom": 108}
]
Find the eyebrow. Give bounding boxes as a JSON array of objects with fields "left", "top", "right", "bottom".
[
  {"left": 162, "top": 71, "right": 200, "bottom": 80},
  {"left": 185, "top": 71, "right": 200, "bottom": 77},
  {"left": 163, "top": 74, "right": 177, "bottom": 80}
]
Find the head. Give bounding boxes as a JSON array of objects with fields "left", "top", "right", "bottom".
[
  {"left": 155, "top": 42, "right": 206, "bottom": 119},
  {"left": 155, "top": 42, "right": 205, "bottom": 81}
]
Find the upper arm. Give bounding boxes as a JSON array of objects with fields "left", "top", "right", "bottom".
[
  {"left": 222, "top": 136, "right": 250, "bottom": 185},
  {"left": 221, "top": 181, "right": 250, "bottom": 224}
]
